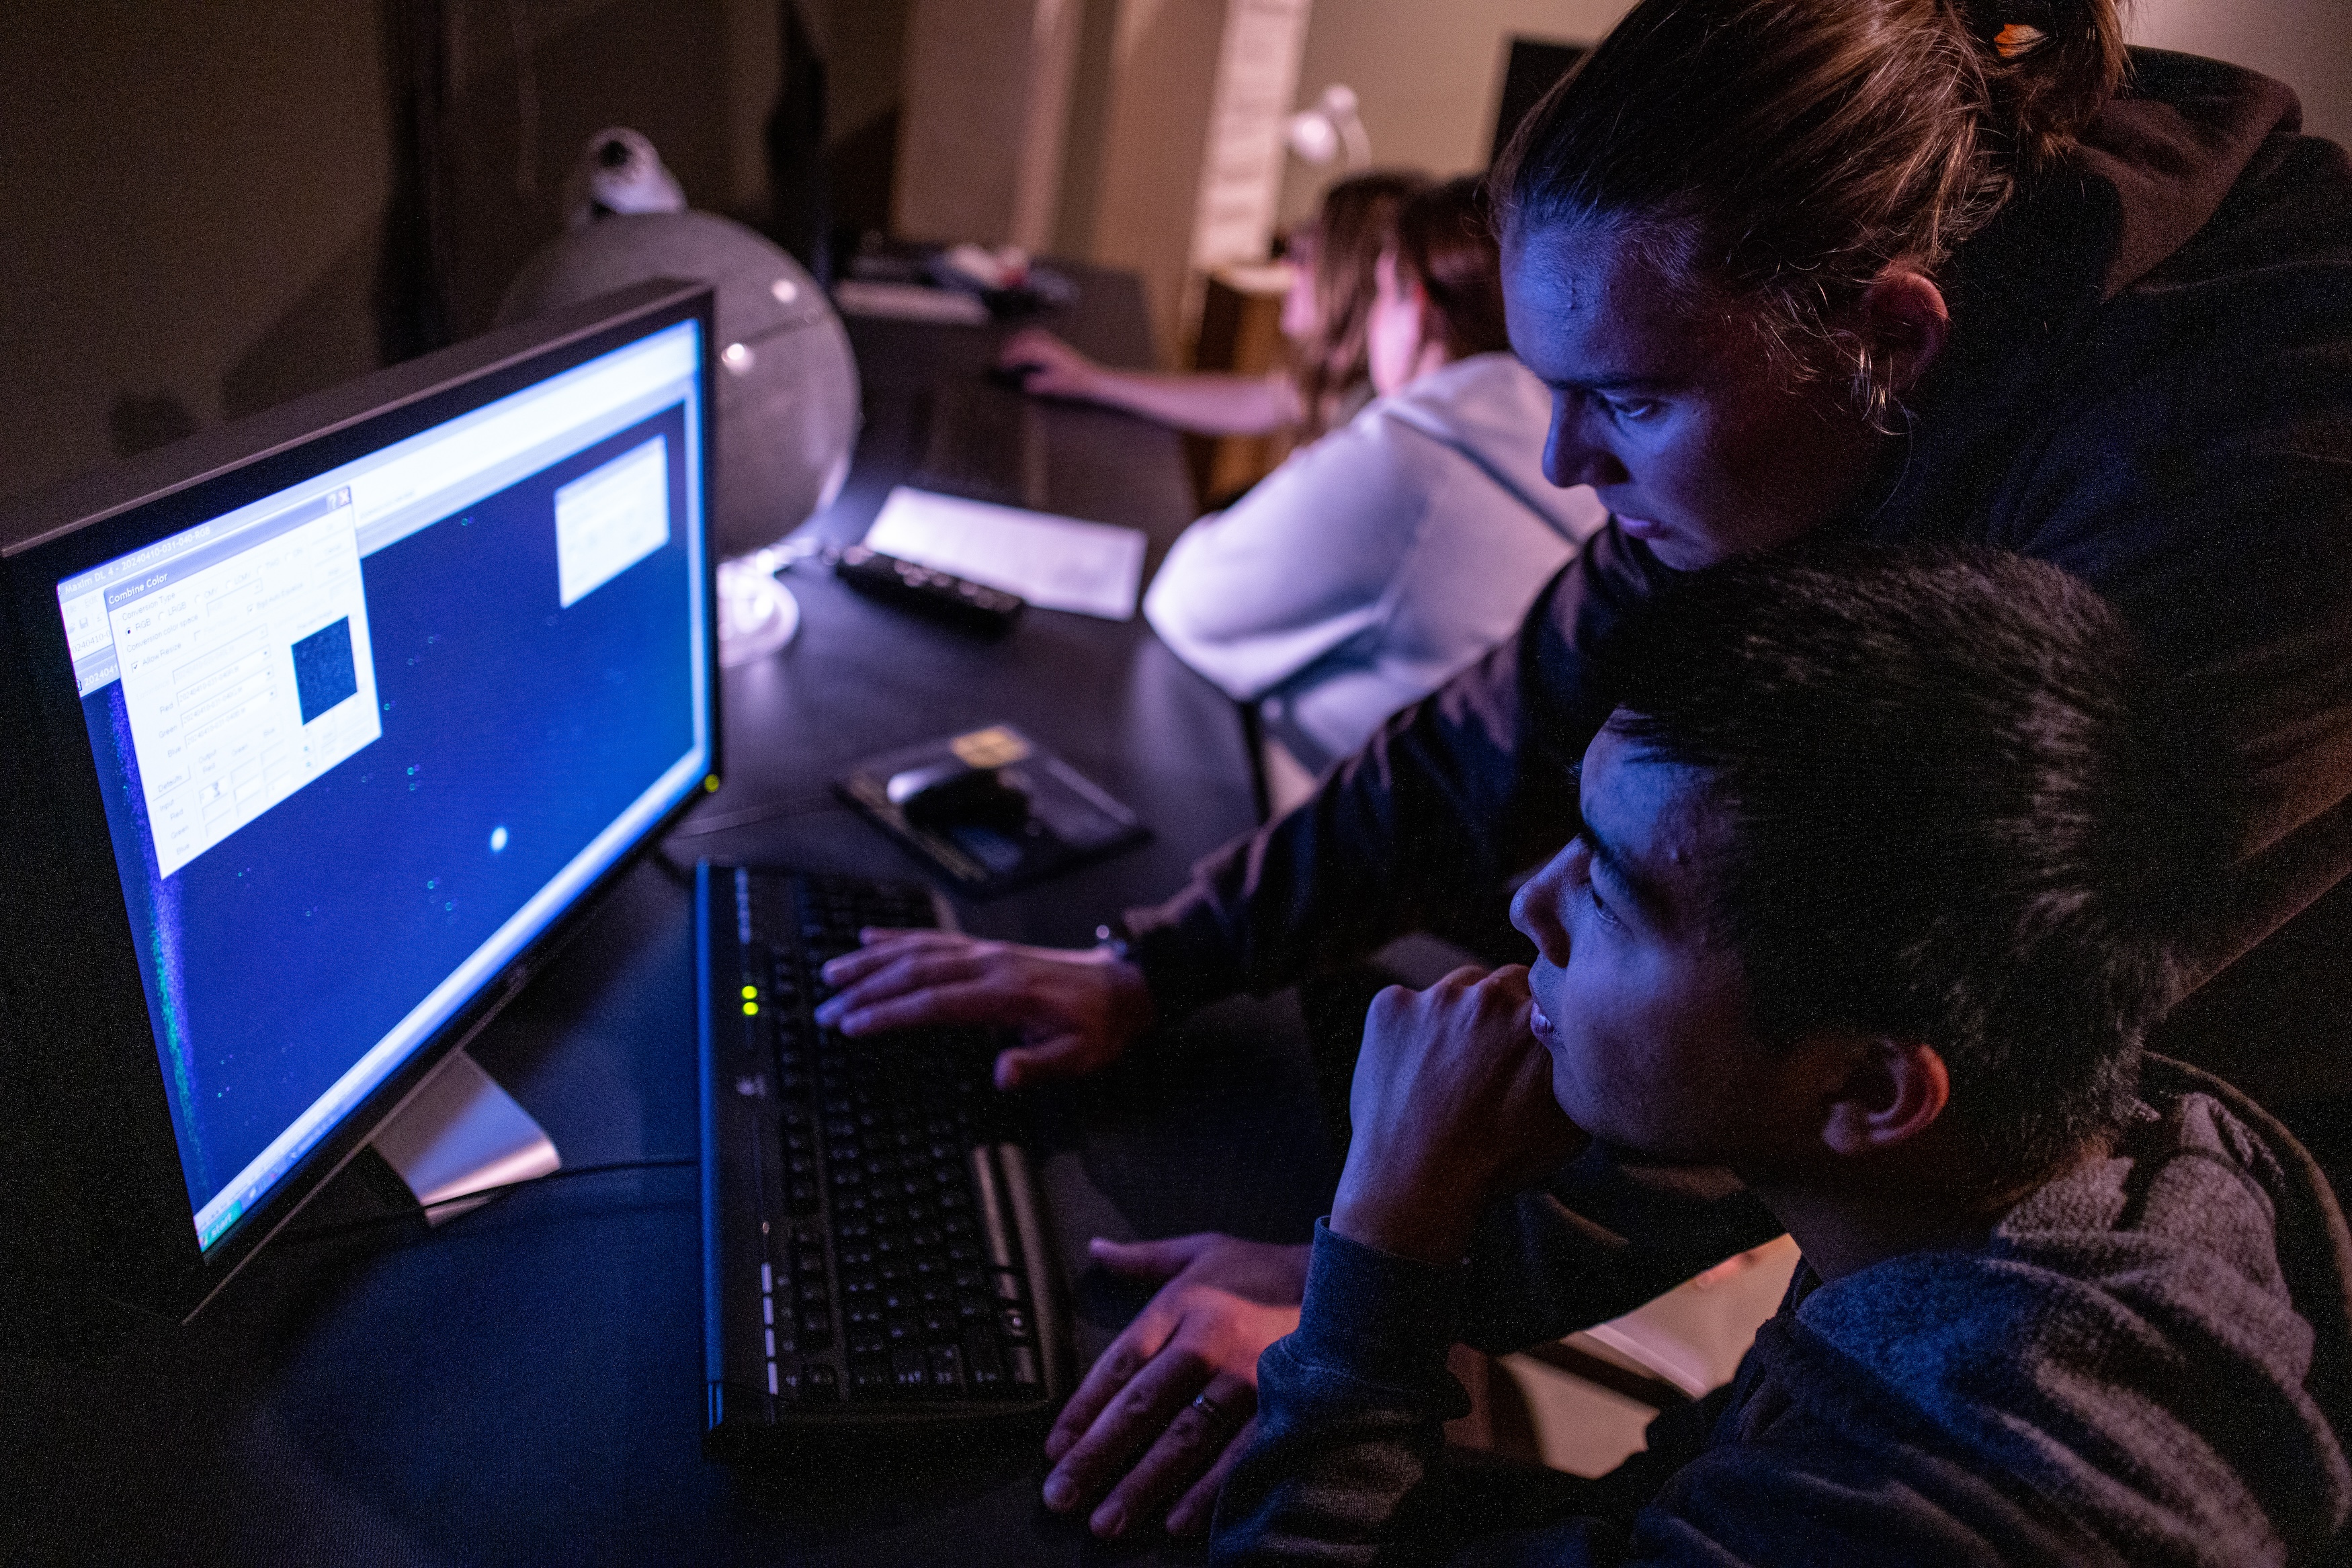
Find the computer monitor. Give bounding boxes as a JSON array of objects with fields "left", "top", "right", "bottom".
[{"left": 0, "top": 280, "right": 718, "bottom": 1319}]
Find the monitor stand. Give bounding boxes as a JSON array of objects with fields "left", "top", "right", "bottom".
[{"left": 370, "top": 1047, "right": 561, "bottom": 1224}]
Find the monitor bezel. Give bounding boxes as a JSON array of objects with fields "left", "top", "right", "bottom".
[{"left": 0, "top": 280, "right": 720, "bottom": 1321}]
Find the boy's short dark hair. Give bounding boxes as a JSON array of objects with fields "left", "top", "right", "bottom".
[{"left": 1595, "top": 548, "right": 2205, "bottom": 1181}]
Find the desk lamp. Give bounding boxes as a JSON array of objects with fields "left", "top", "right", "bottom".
[
  {"left": 499, "top": 140, "right": 860, "bottom": 666},
  {"left": 1286, "top": 84, "right": 1372, "bottom": 170}
]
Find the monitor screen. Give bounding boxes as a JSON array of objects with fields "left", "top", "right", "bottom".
[{"left": 46, "top": 314, "right": 710, "bottom": 1252}]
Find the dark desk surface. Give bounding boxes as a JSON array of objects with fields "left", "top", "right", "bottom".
[{"left": 3, "top": 266, "right": 1336, "bottom": 1566}]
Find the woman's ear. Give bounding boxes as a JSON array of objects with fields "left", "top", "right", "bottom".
[
  {"left": 1818, "top": 1037, "right": 1949, "bottom": 1156},
  {"left": 1859, "top": 269, "right": 1950, "bottom": 396}
]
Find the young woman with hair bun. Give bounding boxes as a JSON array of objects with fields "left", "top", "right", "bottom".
[{"left": 815, "top": 2, "right": 2352, "bottom": 1547}]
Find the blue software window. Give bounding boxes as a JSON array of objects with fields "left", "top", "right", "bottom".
[{"left": 54, "top": 322, "right": 710, "bottom": 1248}]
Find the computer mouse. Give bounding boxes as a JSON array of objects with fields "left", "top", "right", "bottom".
[
  {"left": 887, "top": 762, "right": 1032, "bottom": 832},
  {"left": 985, "top": 361, "right": 1044, "bottom": 391}
]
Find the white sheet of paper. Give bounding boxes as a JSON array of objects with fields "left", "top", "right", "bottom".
[{"left": 862, "top": 487, "right": 1147, "bottom": 621}]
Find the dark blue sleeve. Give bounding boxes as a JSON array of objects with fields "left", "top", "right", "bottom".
[
  {"left": 1209, "top": 1220, "right": 1467, "bottom": 1565},
  {"left": 1210, "top": 1221, "right": 1632, "bottom": 1567}
]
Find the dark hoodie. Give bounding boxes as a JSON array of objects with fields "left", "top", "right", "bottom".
[
  {"left": 1121, "top": 52, "right": 2352, "bottom": 1117},
  {"left": 1211, "top": 1060, "right": 2352, "bottom": 1565}
]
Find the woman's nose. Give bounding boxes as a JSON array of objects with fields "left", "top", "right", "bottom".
[{"left": 1546, "top": 403, "right": 1624, "bottom": 490}]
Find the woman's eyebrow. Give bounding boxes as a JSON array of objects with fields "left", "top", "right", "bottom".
[{"left": 1548, "top": 372, "right": 1666, "bottom": 394}]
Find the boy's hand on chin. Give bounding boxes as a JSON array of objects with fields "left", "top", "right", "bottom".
[{"left": 1331, "top": 965, "right": 1587, "bottom": 1266}]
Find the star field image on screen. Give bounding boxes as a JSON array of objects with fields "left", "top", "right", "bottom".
[{"left": 54, "top": 324, "right": 708, "bottom": 1247}]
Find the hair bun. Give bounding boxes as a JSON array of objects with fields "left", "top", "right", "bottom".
[
  {"left": 1992, "top": 21, "right": 2048, "bottom": 58},
  {"left": 1951, "top": 0, "right": 2127, "bottom": 163}
]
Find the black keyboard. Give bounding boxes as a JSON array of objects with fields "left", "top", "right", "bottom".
[{"left": 699, "top": 865, "right": 1068, "bottom": 1456}]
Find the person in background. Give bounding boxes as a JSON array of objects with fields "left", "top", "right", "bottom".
[
  {"left": 1144, "top": 176, "right": 1606, "bottom": 771},
  {"left": 820, "top": 0, "right": 2352, "bottom": 1539},
  {"left": 995, "top": 171, "right": 1427, "bottom": 439},
  {"left": 1214, "top": 548, "right": 2352, "bottom": 1566}
]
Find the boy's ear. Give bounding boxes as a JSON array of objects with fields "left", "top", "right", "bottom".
[{"left": 1818, "top": 1038, "right": 1949, "bottom": 1156}]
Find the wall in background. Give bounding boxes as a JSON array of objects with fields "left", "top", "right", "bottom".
[
  {"left": 0, "top": 1, "right": 398, "bottom": 504},
  {"left": 6, "top": 0, "right": 2347, "bottom": 504},
  {"left": 2131, "top": 0, "right": 2352, "bottom": 147},
  {"left": 1275, "top": 0, "right": 1632, "bottom": 226},
  {"left": 1277, "top": 0, "right": 2352, "bottom": 226},
  {"left": 893, "top": 0, "right": 1085, "bottom": 252},
  {"left": 0, "top": 0, "right": 784, "bottom": 508},
  {"left": 805, "top": 0, "right": 914, "bottom": 239}
]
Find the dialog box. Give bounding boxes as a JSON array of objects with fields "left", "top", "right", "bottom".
[
  {"left": 107, "top": 492, "right": 381, "bottom": 879},
  {"left": 554, "top": 436, "right": 671, "bottom": 608}
]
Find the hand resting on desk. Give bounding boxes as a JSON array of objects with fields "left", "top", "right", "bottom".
[
  {"left": 1034, "top": 968, "right": 1582, "bottom": 1538},
  {"left": 1044, "top": 1233, "right": 1308, "bottom": 1537},
  {"left": 816, "top": 930, "right": 1152, "bottom": 1088}
]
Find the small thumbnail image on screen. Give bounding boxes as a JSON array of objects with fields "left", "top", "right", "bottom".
[{"left": 292, "top": 616, "right": 359, "bottom": 724}]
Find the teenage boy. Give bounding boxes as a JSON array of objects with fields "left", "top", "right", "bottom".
[{"left": 1212, "top": 551, "right": 2352, "bottom": 1566}]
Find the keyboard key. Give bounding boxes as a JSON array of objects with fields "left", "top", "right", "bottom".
[
  {"left": 892, "top": 1346, "right": 929, "bottom": 1392},
  {"left": 964, "top": 1326, "right": 1006, "bottom": 1391},
  {"left": 851, "top": 1356, "right": 892, "bottom": 1398}
]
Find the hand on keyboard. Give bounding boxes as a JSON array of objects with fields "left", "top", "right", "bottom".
[
  {"left": 1040, "top": 1233, "right": 1309, "bottom": 1538},
  {"left": 816, "top": 931, "right": 1153, "bottom": 1089}
]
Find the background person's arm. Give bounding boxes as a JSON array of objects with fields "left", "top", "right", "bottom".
[{"left": 999, "top": 326, "right": 1302, "bottom": 436}]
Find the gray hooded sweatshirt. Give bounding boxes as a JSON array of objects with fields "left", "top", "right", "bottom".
[
  {"left": 1144, "top": 353, "right": 1604, "bottom": 771},
  {"left": 1212, "top": 1059, "right": 2352, "bottom": 1565}
]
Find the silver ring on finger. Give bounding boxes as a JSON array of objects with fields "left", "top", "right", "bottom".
[{"left": 1189, "top": 1390, "right": 1227, "bottom": 1427}]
